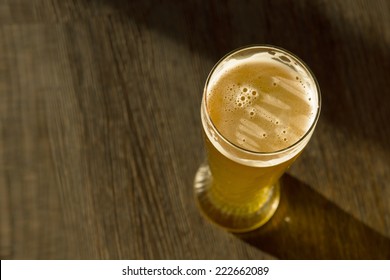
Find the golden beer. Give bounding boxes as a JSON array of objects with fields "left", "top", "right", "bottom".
[{"left": 194, "top": 46, "right": 321, "bottom": 232}]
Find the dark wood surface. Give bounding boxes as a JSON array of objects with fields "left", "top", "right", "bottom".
[{"left": 1, "top": 0, "right": 390, "bottom": 260}]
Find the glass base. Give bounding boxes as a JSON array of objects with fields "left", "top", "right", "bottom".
[{"left": 194, "top": 162, "right": 280, "bottom": 233}]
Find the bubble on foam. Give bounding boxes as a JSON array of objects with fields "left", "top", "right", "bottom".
[
  {"left": 280, "top": 55, "right": 291, "bottom": 62},
  {"left": 232, "top": 85, "right": 260, "bottom": 110}
]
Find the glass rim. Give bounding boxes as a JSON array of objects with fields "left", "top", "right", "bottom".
[{"left": 202, "top": 44, "right": 322, "bottom": 157}]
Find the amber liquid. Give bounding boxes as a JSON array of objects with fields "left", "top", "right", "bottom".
[{"left": 196, "top": 50, "right": 317, "bottom": 232}]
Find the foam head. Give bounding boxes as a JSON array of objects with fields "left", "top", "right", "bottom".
[{"left": 202, "top": 46, "right": 320, "bottom": 166}]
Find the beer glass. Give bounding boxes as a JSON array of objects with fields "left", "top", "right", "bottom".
[{"left": 194, "top": 45, "right": 321, "bottom": 232}]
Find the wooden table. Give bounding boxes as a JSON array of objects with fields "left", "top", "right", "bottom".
[{"left": 1, "top": 0, "right": 389, "bottom": 260}]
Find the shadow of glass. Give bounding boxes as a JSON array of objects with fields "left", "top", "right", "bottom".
[{"left": 236, "top": 174, "right": 390, "bottom": 259}]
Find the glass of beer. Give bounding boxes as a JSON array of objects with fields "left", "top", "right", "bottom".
[{"left": 194, "top": 45, "right": 321, "bottom": 232}]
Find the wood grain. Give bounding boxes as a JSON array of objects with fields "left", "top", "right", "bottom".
[{"left": 0, "top": 0, "right": 389, "bottom": 259}]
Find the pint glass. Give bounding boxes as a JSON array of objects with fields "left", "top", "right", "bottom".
[{"left": 194, "top": 45, "right": 321, "bottom": 232}]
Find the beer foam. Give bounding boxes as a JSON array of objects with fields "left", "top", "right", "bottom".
[{"left": 206, "top": 52, "right": 318, "bottom": 153}]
